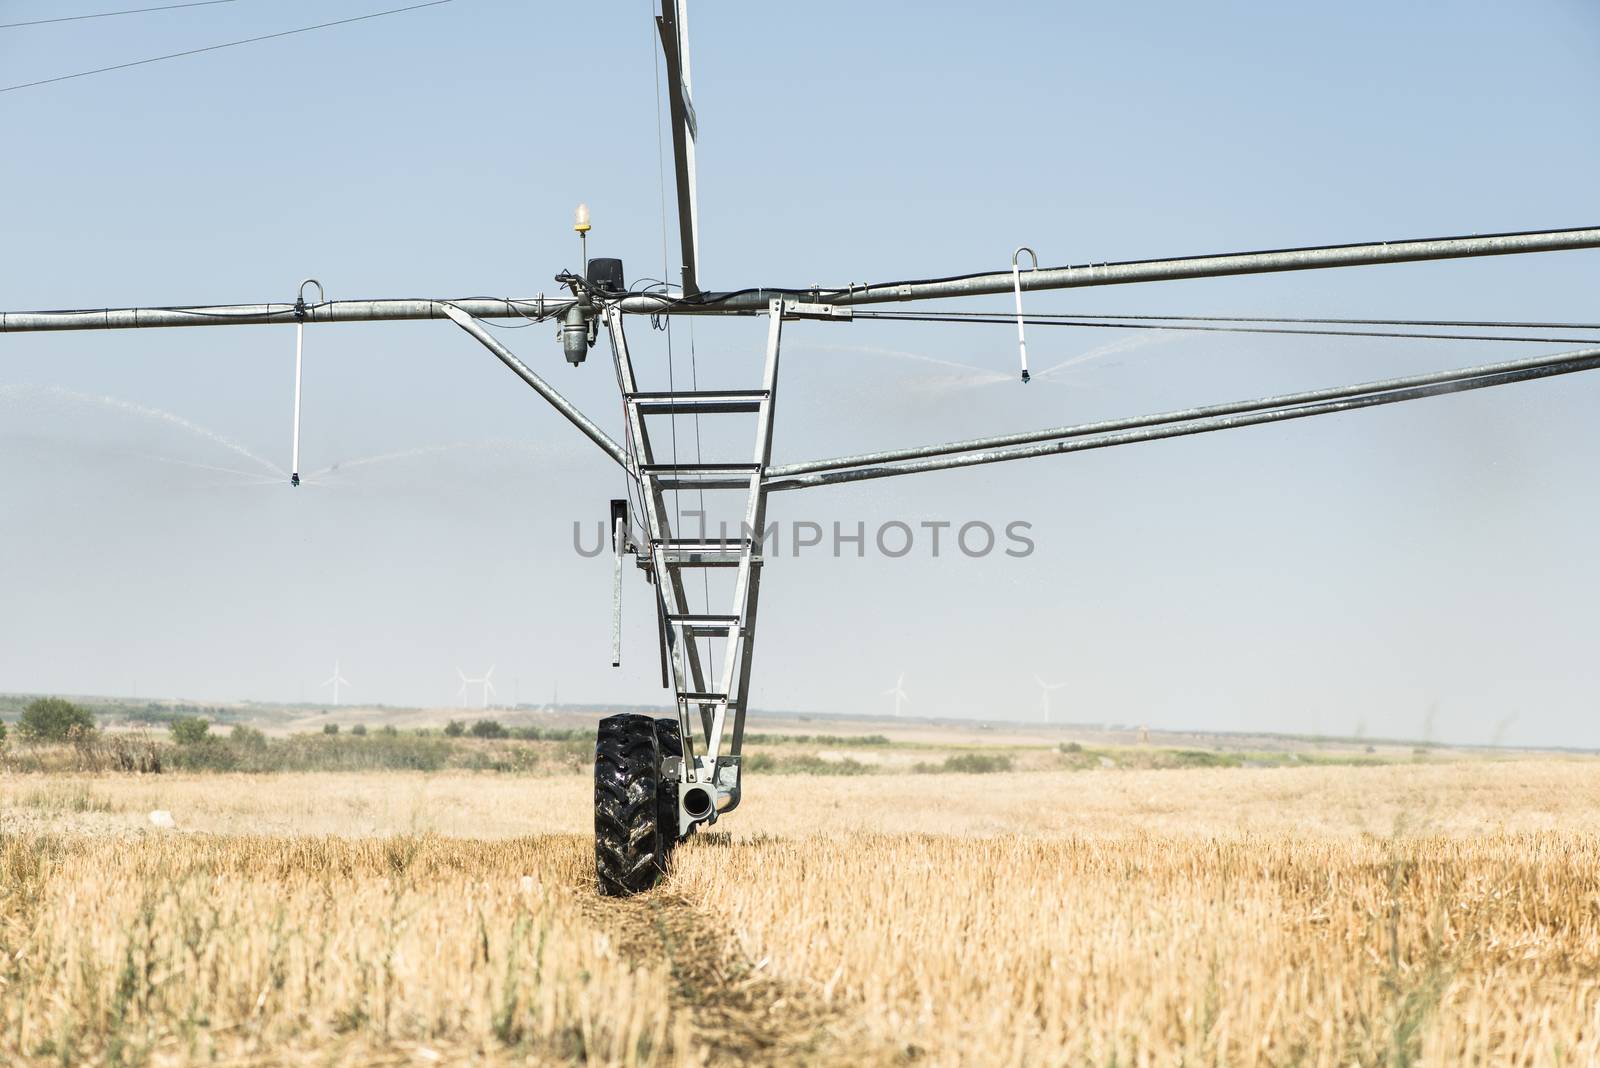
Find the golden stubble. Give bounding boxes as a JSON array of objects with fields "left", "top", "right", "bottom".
[
  {"left": 4, "top": 759, "right": 1600, "bottom": 1065},
  {"left": 0, "top": 834, "right": 692, "bottom": 1067}
]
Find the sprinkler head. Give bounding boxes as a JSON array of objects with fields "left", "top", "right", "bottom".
[{"left": 290, "top": 473, "right": 301, "bottom": 487}]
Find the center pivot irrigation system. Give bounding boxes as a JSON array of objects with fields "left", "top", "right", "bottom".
[{"left": 7, "top": 4, "right": 1600, "bottom": 894}]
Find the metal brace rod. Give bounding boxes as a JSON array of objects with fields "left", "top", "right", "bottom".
[
  {"left": 764, "top": 343, "right": 1600, "bottom": 489},
  {"left": 764, "top": 345, "right": 1600, "bottom": 491},
  {"left": 441, "top": 304, "right": 632, "bottom": 472},
  {"left": 768, "top": 345, "right": 1600, "bottom": 479}
]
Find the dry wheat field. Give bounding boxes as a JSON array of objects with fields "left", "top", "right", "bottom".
[{"left": 4, "top": 760, "right": 1600, "bottom": 1066}]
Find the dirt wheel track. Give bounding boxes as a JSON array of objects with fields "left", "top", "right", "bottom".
[{"left": 581, "top": 843, "right": 905, "bottom": 1067}]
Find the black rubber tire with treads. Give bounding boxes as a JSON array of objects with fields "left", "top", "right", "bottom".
[
  {"left": 594, "top": 714, "right": 662, "bottom": 896},
  {"left": 653, "top": 717, "right": 685, "bottom": 867}
]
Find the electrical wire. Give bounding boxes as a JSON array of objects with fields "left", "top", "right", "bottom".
[
  {"left": 686, "top": 315, "right": 712, "bottom": 631},
  {"left": 658, "top": 0, "right": 712, "bottom": 621},
  {"left": 1, "top": 0, "right": 452, "bottom": 93},
  {"left": 474, "top": 316, "right": 540, "bottom": 329},
  {"left": 666, "top": 319, "right": 683, "bottom": 543},
  {"left": 648, "top": 0, "right": 710, "bottom": 630},
  {"left": 650, "top": 0, "right": 680, "bottom": 563},
  {"left": 651, "top": 0, "right": 672, "bottom": 321},
  {"left": 851, "top": 311, "right": 1600, "bottom": 346},
  {"left": 463, "top": 296, "right": 565, "bottom": 330},
  {"left": 908, "top": 312, "right": 1600, "bottom": 331},
  {"left": 650, "top": 0, "right": 713, "bottom": 669},
  {"left": 136, "top": 306, "right": 301, "bottom": 321},
  {"left": 0, "top": 0, "right": 243, "bottom": 30}
]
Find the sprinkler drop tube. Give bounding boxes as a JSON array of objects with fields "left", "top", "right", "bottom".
[
  {"left": 290, "top": 320, "right": 303, "bottom": 486},
  {"left": 1013, "top": 256, "right": 1030, "bottom": 384}
]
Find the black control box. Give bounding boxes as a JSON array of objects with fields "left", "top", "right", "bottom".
[{"left": 587, "top": 258, "right": 626, "bottom": 295}]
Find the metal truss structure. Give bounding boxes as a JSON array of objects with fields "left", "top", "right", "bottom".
[{"left": 606, "top": 303, "right": 784, "bottom": 829}]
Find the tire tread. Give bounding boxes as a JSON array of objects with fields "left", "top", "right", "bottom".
[{"left": 594, "top": 714, "right": 662, "bottom": 896}]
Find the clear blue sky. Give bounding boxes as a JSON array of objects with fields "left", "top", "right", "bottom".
[{"left": 3, "top": 1, "right": 1599, "bottom": 745}]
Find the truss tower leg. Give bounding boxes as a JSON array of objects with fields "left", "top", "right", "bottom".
[{"left": 605, "top": 300, "right": 783, "bottom": 840}]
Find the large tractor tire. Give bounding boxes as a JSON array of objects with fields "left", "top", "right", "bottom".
[
  {"left": 654, "top": 716, "right": 685, "bottom": 867},
  {"left": 594, "top": 714, "right": 663, "bottom": 896}
]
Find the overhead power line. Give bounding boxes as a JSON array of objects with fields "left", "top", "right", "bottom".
[
  {"left": 0, "top": 1, "right": 244, "bottom": 31},
  {"left": 0, "top": 0, "right": 452, "bottom": 94}
]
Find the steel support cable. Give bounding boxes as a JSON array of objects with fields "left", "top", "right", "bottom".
[
  {"left": 651, "top": 4, "right": 707, "bottom": 612},
  {"left": 666, "top": 316, "right": 684, "bottom": 541},
  {"left": 687, "top": 318, "right": 712, "bottom": 622},
  {"left": 873, "top": 311, "right": 1600, "bottom": 331},
  {"left": 764, "top": 346, "right": 1600, "bottom": 489},
  {"left": 851, "top": 311, "right": 1600, "bottom": 346}
]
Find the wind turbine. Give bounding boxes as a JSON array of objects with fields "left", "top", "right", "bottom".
[
  {"left": 457, "top": 665, "right": 497, "bottom": 711},
  {"left": 1034, "top": 675, "right": 1067, "bottom": 723},
  {"left": 883, "top": 673, "right": 909, "bottom": 718},
  {"left": 321, "top": 661, "right": 350, "bottom": 706}
]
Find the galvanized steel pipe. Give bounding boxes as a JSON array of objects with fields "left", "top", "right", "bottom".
[
  {"left": 5, "top": 228, "right": 1597, "bottom": 330},
  {"left": 619, "top": 226, "right": 1600, "bottom": 314},
  {"left": 0, "top": 297, "right": 576, "bottom": 332},
  {"left": 819, "top": 226, "right": 1600, "bottom": 308}
]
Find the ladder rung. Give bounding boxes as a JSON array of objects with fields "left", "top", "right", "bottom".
[
  {"left": 666, "top": 613, "right": 741, "bottom": 628},
  {"left": 628, "top": 390, "right": 768, "bottom": 415},
  {"left": 679, "top": 691, "right": 733, "bottom": 704},
  {"left": 655, "top": 475, "right": 756, "bottom": 490},
  {"left": 646, "top": 549, "right": 758, "bottom": 565},
  {"left": 655, "top": 540, "right": 751, "bottom": 566},
  {"left": 640, "top": 462, "right": 761, "bottom": 489},
  {"left": 661, "top": 538, "right": 750, "bottom": 550}
]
